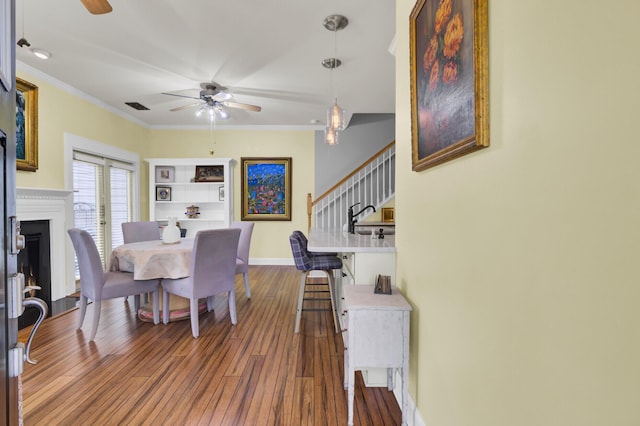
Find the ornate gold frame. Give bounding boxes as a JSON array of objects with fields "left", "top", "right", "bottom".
[
  {"left": 241, "top": 157, "right": 292, "bottom": 221},
  {"left": 410, "top": 0, "right": 489, "bottom": 171},
  {"left": 16, "top": 77, "right": 38, "bottom": 171}
]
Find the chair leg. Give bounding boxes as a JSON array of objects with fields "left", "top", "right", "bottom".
[
  {"left": 134, "top": 294, "right": 141, "bottom": 312},
  {"left": 77, "top": 294, "right": 88, "bottom": 330},
  {"left": 228, "top": 290, "right": 237, "bottom": 325},
  {"left": 206, "top": 296, "right": 215, "bottom": 312},
  {"left": 189, "top": 298, "right": 200, "bottom": 338},
  {"left": 243, "top": 272, "right": 251, "bottom": 299},
  {"left": 325, "top": 271, "right": 340, "bottom": 334},
  {"left": 89, "top": 300, "right": 102, "bottom": 341},
  {"left": 152, "top": 290, "right": 160, "bottom": 325},
  {"left": 294, "top": 271, "right": 307, "bottom": 333},
  {"left": 162, "top": 290, "right": 170, "bottom": 324}
]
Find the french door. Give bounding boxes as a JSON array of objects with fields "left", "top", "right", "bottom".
[{"left": 72, "top": 151, "right": 135, "bottom": 269}]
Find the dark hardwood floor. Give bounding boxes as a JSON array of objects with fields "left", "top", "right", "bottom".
[{"left": 18, "top": 265, "right": 402, "bottom": 425}]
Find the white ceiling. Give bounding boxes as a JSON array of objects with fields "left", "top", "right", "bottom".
[{"left": 16, "top": 0, "right": 396, "bottom": 129}]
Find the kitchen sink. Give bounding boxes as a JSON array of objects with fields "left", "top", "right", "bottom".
[{"left": 354, "top": 224, "right": 395, "bottom": 236}]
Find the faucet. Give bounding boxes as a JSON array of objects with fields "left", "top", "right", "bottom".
[{"left": 348, "top": 202, "right": 376, "bottom": 234}]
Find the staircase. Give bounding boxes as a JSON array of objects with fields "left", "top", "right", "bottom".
[{"left": 307, "top": 141, "right": 395, "bottom": 230}]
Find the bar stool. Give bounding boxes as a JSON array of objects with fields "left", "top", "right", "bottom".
[{"left": 289, "top": 231, "right": 342, "bottom": 333}]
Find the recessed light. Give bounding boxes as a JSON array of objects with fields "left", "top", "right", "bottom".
[{"left": 31, "top": 48, "right": 51, "bottom": 60}]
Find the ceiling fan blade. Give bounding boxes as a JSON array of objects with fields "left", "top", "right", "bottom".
[
  {"left": 80, "top": 0, "right": 112, "bottom": 14},
  {"left": 170, "top": 102, "right": 202, "bottom": 112},
  {"left": 212, "top": 92, "right": 232, "bottom": 102},
  {"left": 162, "top": 92, "right": 200, "bottom": 100},
  {"left": 223, "top": 101, "right": 262, "bottom": 112}
]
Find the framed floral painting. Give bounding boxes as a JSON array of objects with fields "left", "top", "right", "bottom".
[{"left": 410, "top": 0, "right": 489, "bottom": 171}]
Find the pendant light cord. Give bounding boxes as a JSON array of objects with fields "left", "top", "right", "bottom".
[
  {"left": 332, "top": 28, "right": 338, "bottom": 100},
  {"left": 21, "top": 0, "right": 26, "bottom": 40},
  {"left": 209, "top": 117, "right": 216, "bottom": 156}
]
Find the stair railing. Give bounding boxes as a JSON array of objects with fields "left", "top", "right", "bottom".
[{"left": 307, "top": 141, "right": 395, "bottom": 231}]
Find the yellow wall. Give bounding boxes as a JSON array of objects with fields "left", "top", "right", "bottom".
[
  {"left": 14, "top": 70, "right": 313, "bottom": 261},
  {"left": 16, "top": 71, "right": 151, "bottom": 189},
  {"left": 396, "top": 0, "right": 640, "bottom": 425}
]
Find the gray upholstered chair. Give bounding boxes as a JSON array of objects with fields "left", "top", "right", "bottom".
[
  {"left": 121, "top": 221, "right": 161, "bottom": 244},
  {"left": 121, "top": 221, "right": 161, "bottom": 308},
  {"left": 289, "top": 230, "right": 342, "bottom": 334},
  {"left": 231, "top": 221, "right": 254, "bottom": 299},
  {"left": 161, "top": 228, "right": 240, "bottom": 338},
  {"left": 67, "top": 228, "right": 160, "bottom": 341}
]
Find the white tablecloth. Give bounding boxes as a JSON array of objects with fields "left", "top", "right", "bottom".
[{"left": 110, "top": 238, "right": 194, "bottom": 280}]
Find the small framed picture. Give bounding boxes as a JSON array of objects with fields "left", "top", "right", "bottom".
[
  {"left": 155, "top": 166, "right": 175, "bottom": 183},
  {"left": 219, "top": 186, "right": 225, "bottom": 201},
  {"left": 382, "top": 207, "right": 395, "bottom": 223},
  {"left": 156, "top": 186, "right": 171, "bottom": 201},
  {"left": 194, "top": 165, "right": 224, "bottom": 182}
]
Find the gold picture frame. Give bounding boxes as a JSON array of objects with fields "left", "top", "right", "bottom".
[
  {"left": 382, "top": 207, "right": 395, "bottom": 223},
  {"left": 410, "top": 0, "right": 489, "bottom": 171},
  {"left": 241, "top": 157, "right": 291, "bottom": 221},
  {"left": 16, "top": 78, "right": 38, "bottom": 171}
]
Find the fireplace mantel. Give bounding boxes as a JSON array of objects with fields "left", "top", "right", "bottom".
[{"left": 16, "top": 188, "right": 75, "bottom": 300}]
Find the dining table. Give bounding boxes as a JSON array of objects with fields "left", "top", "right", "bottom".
[{"left": 109, "top": 238, "right": 205, "bottom": 322}]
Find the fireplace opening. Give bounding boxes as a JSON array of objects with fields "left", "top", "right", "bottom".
[{"left": 18, "top": 220, "right": 52, "bottom": 329}]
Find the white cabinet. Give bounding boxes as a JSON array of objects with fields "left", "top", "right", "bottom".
[
  {"left": 146, "top": 158, "right": 234, "bottom": 237},
  {"left": 343, "top": 285, "right": 411, "bottom": 426},
  {"left": 337, "top": 251, "right": 396, "bottom": 328},
  {"left": 336, "top": 251, "right": 396, "bottom": 388}
]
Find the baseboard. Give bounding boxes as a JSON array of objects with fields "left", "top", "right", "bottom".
[{"left": 248, "top": 258, "right": 294, "bottom": 266}]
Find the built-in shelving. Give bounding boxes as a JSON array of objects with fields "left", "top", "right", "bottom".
[{"left": 145, "top": 158, "right": 234, "bottom": 237}]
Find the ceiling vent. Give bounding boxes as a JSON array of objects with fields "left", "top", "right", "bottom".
[{"left": 125, "top": 102, "right": 149, "bottom": 111}]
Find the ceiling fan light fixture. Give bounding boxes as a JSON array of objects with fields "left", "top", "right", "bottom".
[
  {"left": 164, "top": 81, "right": 262, "bottom": 120},
  {"left": 216, "top": 107, "right": 230, "bottom": 120}
]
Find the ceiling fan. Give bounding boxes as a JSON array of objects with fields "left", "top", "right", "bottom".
[
  {"left": 162, "top": 82, "right": 262, "bottom": 121},
  {"left": 81, "top": 0, "right": 112, "bottom": 14}
]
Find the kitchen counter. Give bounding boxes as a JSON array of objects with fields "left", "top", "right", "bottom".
[
  {"left": 308, "top": 227, "right": 398, "bottom": 389},
  {"left": 307, "top": 228, "right": 396, "bottom": 253}
]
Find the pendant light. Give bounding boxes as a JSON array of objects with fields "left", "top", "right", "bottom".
[
  {"left": 325, "top": 126, "right": 339, "bottom": 146},
  {"left": 322, "top": 14, "right": 348, "bottom": 144}
]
